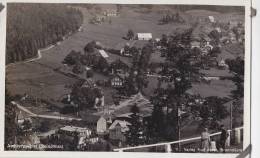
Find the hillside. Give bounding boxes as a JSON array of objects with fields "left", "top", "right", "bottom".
[{"left": 6, "top": 3, "right": 83, "bottom": 64}]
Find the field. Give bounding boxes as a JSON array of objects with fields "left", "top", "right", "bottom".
[{"left": 6, "top": 5, "right": 243, "bottom": 117}]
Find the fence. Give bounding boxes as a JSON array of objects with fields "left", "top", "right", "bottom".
[{"left": 113, "top": 126, "right": 243, "bottom": 153}]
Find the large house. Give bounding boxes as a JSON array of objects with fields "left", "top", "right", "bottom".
[
  {"left": 59, "top": 126, "right": 92, "bottom": 138},
  {"left": 94, "top": 49, "right": 132, "bottom": 74}
]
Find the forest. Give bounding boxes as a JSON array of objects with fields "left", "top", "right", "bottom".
[{"left": 6, "top": 3, "right": 83, "bottom": 64}]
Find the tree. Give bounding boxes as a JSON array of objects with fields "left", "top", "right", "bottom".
[
  {"left": 147, "top": 94, "right": 167, "bottom": 143},
  {"left": 199, "top": 96, "right": 229, "bottom": 129},
  {"left": 6, "top": 4, "right": 83, "bottom": 64},
  {"left": 161, "top": 34, "right": 168, "bottom": 47},
  {"left": 39, "top": 121, "right": 50, "bottom": 132},
  {"left": 86, "top": 69, "right": 94, "bottom": 78},
  {"left": 226, "top": 57, "right": 244, "bottom": 99},
  {"left": 63, "top": 50, "right": 81, "bottom": 65},
  {"left": 72, "top": 62, "right": 84, "bottom": 74},
  {"left": 126, "top": 29, "right": 135, "bottom": 40},
  {"left": 148, "top": 28, "right": 201, "bottom": 143},
  {"left": 84, "top": 41, "right": 96, "bottom": 54},
  {"left": 5, "top": 90, "right": 17, "bottom": 149},
  {"left": 226, "top": 57, "right": 244, "bottom": 128},
  {"left": 125, "top": 105, "right": 145, "bottom": 146}
]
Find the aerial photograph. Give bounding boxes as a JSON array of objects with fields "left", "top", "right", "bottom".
[{"left": 5, "top": 3, "right": 245, "bottom": 153}]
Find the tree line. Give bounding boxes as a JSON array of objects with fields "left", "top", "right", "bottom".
[{"left": 6, "top": 4, "right": 83, "bottom": 64}]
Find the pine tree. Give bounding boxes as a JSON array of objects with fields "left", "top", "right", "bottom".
[{"left": 125, "top": 105, "right": 145, "bottom": 146}]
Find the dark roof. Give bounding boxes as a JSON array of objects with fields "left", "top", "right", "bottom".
[
  {"left": 80, "top": 113, "right": 100, "bottom": 124},
  {"left": 105, "top": 52, "right": 132, "bottom": 67}
]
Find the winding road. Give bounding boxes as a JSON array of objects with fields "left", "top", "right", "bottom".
[{"left": 11, "top": 101, "right": 82, "bottom": 121}]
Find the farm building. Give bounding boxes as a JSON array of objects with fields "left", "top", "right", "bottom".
[{"left": 137, "top": 33, "right": 153, "bottom": 40}]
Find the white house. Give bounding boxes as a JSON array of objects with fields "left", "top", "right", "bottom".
[
  {"left": 137, "top": 33, "right": 153, "bottom": 40},
  {"left": 96, "top": 116, "right": 107, "bottom": 134},
  {"left": 208, "top": 16, "right": 215, "bottom": 23}
]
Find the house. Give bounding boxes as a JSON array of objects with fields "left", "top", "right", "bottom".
[
  {"left": 208, "top": 16, "right": 215, "bottom": 23},
  {"left": 215, "top": 27, "right": 221, "bottom": 33},
  {"left": 137, "top": 33, "right": 153, "bottom": 40},
  {"left": 17, "top": 110, "right": 32, "bottom": 125},
  {"left": 96, "top": 50, "right": 132, "bottom": 74},
  {"left": 110, "top": 74, "right": 125, "bottom": 88},
  {"left": 82, "top": 78, "right": 96, "bottom": 89},
  {"left": 110, "top": 59, "right": 131, "bottom": 74},
  {"left": 191, "top": 41, "right": 201, "bottom": 49},
  {"left": 99, "top": 49, "right": 109, "bottom": 58},
  {"left": 97, "top": 116, "right": 107, "bottom": 134},
  {"left": 59, "top": 126, "right": 92, "bottom": 138},
  {"left": 108, "top": 120, "right": 131, "bottom": 145},
  {"left": 218, "top": 58, "right": 229, "bottom": 69},
  {"left": 103, "top": 9, "right": 118, "bottom": 16},
  {"left": 120, "top": 44, "right": 132, "bottom": 57}
]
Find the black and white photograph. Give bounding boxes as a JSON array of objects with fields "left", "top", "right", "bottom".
[{"left": 3, "top": 1, "right": 250, "bottom": 155}]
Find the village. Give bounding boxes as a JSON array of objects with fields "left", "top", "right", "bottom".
[{"left": 6, "top": 4, "right": 245, "bottom": 152}]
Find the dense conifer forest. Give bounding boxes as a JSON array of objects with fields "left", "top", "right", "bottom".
[{"left": 6, "top": 4, "right": 83, "bottom": 64}]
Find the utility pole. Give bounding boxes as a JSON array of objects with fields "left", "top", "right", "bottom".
[
  {"left": 230, "top": 102, "right": 233, "bottom": 130},
  {"left": 178, "top": 107, "right": 181, "bottom": 151}
]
